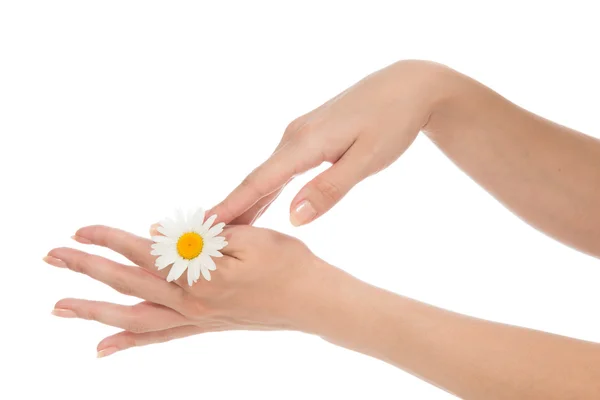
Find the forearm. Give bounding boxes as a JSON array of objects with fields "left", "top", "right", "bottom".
[
  {"left": 423, "top": 66, "right": 600, "bottom": 258},
  {"left": 302, "top": 264, "right": 600, "bottom": 399}
]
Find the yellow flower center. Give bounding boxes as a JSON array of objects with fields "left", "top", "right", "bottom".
[{"left": 176, "top": 232, "right": 204, "bottom": 260}]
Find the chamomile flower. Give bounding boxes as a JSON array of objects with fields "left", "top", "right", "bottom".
[{"left": 151, "top": 208, "right": 227, "bottom": 286}]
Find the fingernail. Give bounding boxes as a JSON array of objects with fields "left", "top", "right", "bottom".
[
  {"left": 43, "top": 256, "right": 67, "bottom": 268},
  {"left": 149, "top": 223, "right": 160, "bottom": 235},
  {"left": 290, "top": 200, "right": 317, "bottom": 226},
  {"left": 97, "top": 347, "right": 118, "bottom": 358},
  {"left": 72, "top": 235, "right": 92, "bottom": 244},
  {"left": 51, "top": 308, "right": 77, "bottom": 318}
]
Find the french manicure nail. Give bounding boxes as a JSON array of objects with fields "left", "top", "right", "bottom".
[
  {"left": 51, "top": 308, "right": 77, "bottom": 318},
  {"left": 290, "top": 200, "right": 317, "bottom": 226},
  {"left": 71, "top": 235, "right": 92, "bottom": 244},
  {"left": 97, "top": 347, "right": 118, "bottom": 358},
  {"left": 43, "top": 256, "right": 67, "bottom": 268}
]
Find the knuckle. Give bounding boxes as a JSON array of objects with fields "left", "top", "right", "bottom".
[
  {"left": 118, "top": 240, "right": 139, "bottom": 263},
  {"left": 179, "top": 295, "right": 210, "bottom": 319},
  {"left": 224, "top": 224, "right": 253, "bottom": 241},
  {"left": 157, "top": 330, "right": 177, "bottom": 343},
  {"left": 262, "top": 227, "right": 285, "bottom": 242},
  {"left": 291, "top": 130, "right": 327, "bottom": 165},
  {"left": 80, "top": 307, "right": 99, "bottom": 322},
  {"left": 125, "top": 317, "right": 149, "bottom": 334},
  {"left": 313, "top": 176, "right": 343, "bottom": 204},
  {"left": 73, "top": 253, "right": 93, "bottom": 274},
  {"left": 258, "top": 228, "right": 297, "bottom": 248},
  {"left": 295, "top": 121, "right": 313, "bottom": 137},
  {"left": 284, "top": 117, "right": 307, "bottom": 137},
  {"left": 111, "top": 277, "right": 135, "bottom": 297},
  {"left": 240, "top": 174, "right": 266, "bottom": 197},
  {"left": 121, "top": 332, "right": 138, "bottom": 348}
]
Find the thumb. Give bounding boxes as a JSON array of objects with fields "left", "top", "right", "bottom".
[{"left": 289, "top": 141, "right": 371, "bottom": 226}]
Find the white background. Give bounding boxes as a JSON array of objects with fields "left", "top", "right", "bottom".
[{"left": 1, "top": 1, "right": 599, "bottom": 399}]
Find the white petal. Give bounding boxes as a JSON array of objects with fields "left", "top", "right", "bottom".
[
  {"left": 167, "top": 259, "right": 188, "bottom": 282},
  {"left": 157, "top": 226, "right": 168, "bottom": 236},
  {"left": 200, "top": 266, "right": 212, "bottom": 281},
  {"left": 193, "top": 262, "right": 201, "bottom": 282},
  {"left": 193, "top": 225, "right": 208, "bottom": 236},
  {"left": 208, "top": 241, "right": 226, "bottom": 250},
  {"left": 150, "top": 248, "right": 175, "bottom": 257},
  {"left": 158, "top": 218, "right": 180, "bottom": 238},
  {"left": 186, "top": 209, "right": 195, "bottom": 230},
  {"left": 173, "top": 218, "right": 188, "bottom": 238},
  {"left": 151, "top": 242, "right": 176, "bottom": 253},
  {"left": 175, "top": 209, "right": 186, "bottom": 228},
  {"left": 201, "top": 254, "right": 217, "bottom": 271},
  {"left": 187, "top": 264, "right": 195, "bottom": 286},
  {"left": 203, "top": 214, "right": 217, "bottom": 230},
  {"left": 152, "top": 236, "right": 176, "bottom": 244},
  {"left": 203, "top": 242, "right": 224, "bottom": 253},
  {"left": 188, "top": 258, "right": 202, "bottom": 285},
  {"left": 191, "top": 208, "right": 206, "bottom": 230},
  {"left": 205, "top": 249, "right": 223, "bottom": 257},
  {"left": 205, "top": 240, "right": 227, "bottom": 251},
  {"left": 155, "top": 252, "right": 177, "bottom": 270},
  {"left": 205, "top": 222, "right": 225, "bottom": 238}
]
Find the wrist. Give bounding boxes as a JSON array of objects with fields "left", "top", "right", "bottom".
[
  {"left": 289, "top": 259, "right": 391, "bottom": 352},
  {"left": 284, "top": 258, "right": 364, "bottom": 336},
  {"left": 421, "top": 63, "right": 488, "bottom": 139},
  {"left": 288, "top": 259, "right": 433, "bottom": 364},
  {"left": 389, "top": 60, "right": 462, "bottom": 131}
]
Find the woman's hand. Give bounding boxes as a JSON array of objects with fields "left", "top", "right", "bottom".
[
  {"left": 45, "top": 224, "right": 336, "bottom": 357},
  {"left": 208, "top": 60, "right": 452, "bottom": 226},
  {"left": 45, "top": 224, "right": 600, "bottom": 398}
]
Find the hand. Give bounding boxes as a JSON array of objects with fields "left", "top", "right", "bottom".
[
  {"left": 209, "top": 60, "right": 451, "bottom": 226},
  {"left": 45, "top": 225, "right": 336, "bottom": 357}
]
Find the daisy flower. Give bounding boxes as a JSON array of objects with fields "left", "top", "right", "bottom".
[{"left": 151, "top": 208, "right": 228, "bottom": 286}]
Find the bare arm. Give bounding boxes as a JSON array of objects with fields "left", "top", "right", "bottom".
[
  {"left": 304, "top": 264, "right": 600, "bottom": 399},
  {"left": 424, "top": 68, "right": 600, "bottom": 257},
  {"left": 49, "top": 225, "right": 600, "bottom": 399},
  {"left": 205, "top": 60, "right": 600, "bottom": 258}
]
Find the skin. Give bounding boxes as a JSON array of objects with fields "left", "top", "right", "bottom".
[
  {"left": 205, "top": 60, "right": 600, "bottom": 258},
  {"left": 46, "top": 225, "right": 600, "bottom": 399},
  {"left": 50, "top": 60, "right": 600, "bottom": 398}
]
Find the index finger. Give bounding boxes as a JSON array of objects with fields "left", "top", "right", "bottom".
[
  {"left": 74, "top": 225, "right": 165, "bottom": 278},
  {"left": 210, "top": 140, "right": 321, "bottom": 224}
]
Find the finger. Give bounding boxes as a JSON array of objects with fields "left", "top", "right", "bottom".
[
  {"left": 149, "top": 223, "right": 161, "bottom": 237},
  {"left": 249, "top": 183, "right": 287, "bottom": 224},
  {"left": 149, "top": 115, "right": 314, "bottom": 233},
  {"left": 52, "top": 299, "right": 188, "bottom": 333},
  {"left": 46, "top": 247, "right": 184, "bottom": 311},
  {"left": 96, "top": 325, "right": 218, "bottom": 358},
  {"left": 143, "top": 222, "right": 232, "bottom": 286},
  {"left": 172, "top": 251, "right": 239, "bottom": 287},
  {"left": 230, "top": 182, "right": 288, "bottom": 225},
  {"left": 225, "top": 116, "right": 314, "bottom": 226},
  {"left": 289, "top": 139, "right": 373, "bottom": 226},
  {"left": 209, "top": 138, "right": 324, "bottom": 225},
  {"left": 74, "top": 225, "right": 203, "bottom": 285},
  {"left": 146, "top": 217, "right": 232, "bottom": 286},
  {"left": 217, "top": 225, "right": 249, "bottom": 257},
  {"left": 74, "top": 225, "right": 163, "bottom": 277}
]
